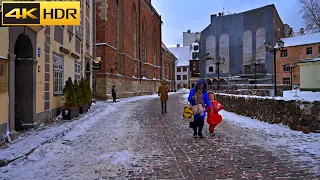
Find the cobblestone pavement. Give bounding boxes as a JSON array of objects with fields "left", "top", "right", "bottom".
[
  {"left": 131, "top": 94, "right": 319, "bottom": 180},
  {"left": 0, "top": 93, "right": 319, "bottom": 180}
]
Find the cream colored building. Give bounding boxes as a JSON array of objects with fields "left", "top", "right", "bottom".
[
  {"left": 298, "top": 57, "right": 320, "bottom": 91},
  {"left": 5, "top": 0, "right": 93, "bottom": 137},
  {"left": 0, "top": 27, "right": 9, "bottom": 141}
]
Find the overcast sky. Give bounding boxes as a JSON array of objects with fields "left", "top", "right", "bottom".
[{"left": 152, "top": 0, "right": 304, "bottom": 48}]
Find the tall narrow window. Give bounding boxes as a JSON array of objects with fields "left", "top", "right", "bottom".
[
  {"left": 53, "top": 55, "right": 64, "bottom": 95},
  {"left": 142, "top": 18, "right": 147, "bottom": 62},
  {"left": 153, "top": 29, "right": 156, "bottom": 78},
  {"left": 142, "top": 17, "right": 147, "bottom": 74},
  {"left": 132, "top": 4, "right": 137, "bottom": 59},
  {"left": 132, "top": 4, "right": 137, "bottom": 77},
  {"left": 153, "top": 29, "right": 156, "bottom": 65},
  {"left": 116, "top": 0, "right": 124, "bottom": 74}
]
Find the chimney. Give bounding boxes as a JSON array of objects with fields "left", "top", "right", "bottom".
[
  {"left": 187, "top": 29, "right": 191, "bottom": 33},
  {"left": 300, "top": 28, "right": 305, "bottom": 35},
  {"left": 177, "top": 44, "right": 180, "bottom": 47}
]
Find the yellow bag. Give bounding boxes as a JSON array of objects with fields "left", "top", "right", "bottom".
[{"left": 183, "top": 103, "right": 194, "bottom": 122}]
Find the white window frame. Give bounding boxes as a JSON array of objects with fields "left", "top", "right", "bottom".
[
  {"left": 306, "top": 47, "right": 312, "bottom": 55},
  {"left": 53, "top": 55, "right": 64, "bottom": 95},
  {"left": 283, "top": 78, "right": 291, "bottom": 85},
  {"left": 75, "top": 62, "right": 81, "bottom": 83},
  {"left": 209, "top": 66, "right": 214, "bottom": 72},
  {"left": 280, "top": 49, "right": 288, "bottom": 58}
]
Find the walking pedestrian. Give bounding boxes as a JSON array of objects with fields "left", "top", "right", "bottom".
[
  {"left": 206, "top": 92, "right": 223, "bottom": 136},
  {"left": 188, "top": 79, "right": 212, "bottom": 139},
  {"left": 112, "top": 85, "right": 117, "bottom": 103},
  {"left": 158, "top": 80, "right": 169, "bottom": 114}
]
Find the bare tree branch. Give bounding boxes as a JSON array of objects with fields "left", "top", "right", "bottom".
[{"left": 298, "top": 0, "right": 320, "bottom": 33}]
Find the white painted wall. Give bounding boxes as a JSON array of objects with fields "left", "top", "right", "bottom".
[{"left": 176, "top": 66, "right": 189, "bottom": 88}]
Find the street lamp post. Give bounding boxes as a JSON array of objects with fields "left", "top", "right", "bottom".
[
  {"left": 285, "top": 63, "right": 297, "bottom": 90},
  {"left": 265, "top": 40, "right": 285, "bottom": 96},
  {"left": 250, "top": 59, "right": 261, "bottom": 89},
  {"left": 205, "top": 53, "right": 225, "bottom": 90}
]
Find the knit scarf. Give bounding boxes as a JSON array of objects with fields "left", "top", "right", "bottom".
[{"left": 195, "top": 90, "right": 203, "bottom": 106}]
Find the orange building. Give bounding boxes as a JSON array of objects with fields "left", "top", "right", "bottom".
[{"left": 276, "top": 32, "right": 320, "bottom": 85}]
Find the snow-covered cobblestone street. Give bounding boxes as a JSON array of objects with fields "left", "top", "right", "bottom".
[{"left": 0, "top": 93, "right": 319, "bottom": 179}]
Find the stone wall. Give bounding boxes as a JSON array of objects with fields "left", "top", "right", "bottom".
[
  {"left": 208, "top": 84, "right": 291, "bottom": 96},
  {"left": 217, "top": 89, "right": 270, "bottom": 96},
  {"left": 216, "top": 94, "right": 320, "bottom": 133},
  {"left": 96, "top": 73, "right": 161, "bottom": 99}
]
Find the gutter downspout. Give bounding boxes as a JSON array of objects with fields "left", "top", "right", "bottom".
[
  {"left": 92, "top": 0, "right": 97, "bottom": 102},
  {"left": 139, "top": 0, "right": 141, "bottom": 84}
]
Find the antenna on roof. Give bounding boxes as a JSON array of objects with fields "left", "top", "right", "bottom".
[
  {"left": 223, "top": 7, "right": 225, "bottom": 15},
  {"left": 228, "top": 7, "right": 230, "bottom": 15}
]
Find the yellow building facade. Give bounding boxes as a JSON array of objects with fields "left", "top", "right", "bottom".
[
  {"left": 298, "top": 57, "right": 320, "bottom": 91},
  {"left": 0, "top": 27, "right": 9, "bottom": 141},
  {"left": 4, "top": 0, "right": 93, "bottom": 138}
]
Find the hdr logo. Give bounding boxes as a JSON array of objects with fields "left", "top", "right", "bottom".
[{"left": 1, "top": 1, "right": 80, "bottom": 26}]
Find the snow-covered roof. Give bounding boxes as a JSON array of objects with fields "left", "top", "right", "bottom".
[
  {"left": 168, "top": 46, "right": 190, "bottom": 67},
  {"left": 274, "top": 32, "right": 320, "bottom": 48},
  {"left": 161, "top": 42, "right": 177, "bottom": 59}
]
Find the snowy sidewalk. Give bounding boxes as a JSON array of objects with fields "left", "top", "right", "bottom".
[{"left": 0, "top": 93, "right": 168, "bottom": 166}]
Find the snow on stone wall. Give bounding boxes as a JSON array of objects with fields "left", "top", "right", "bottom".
[{"left": 216, "top": 93, "right": 320, "bottom": 133}]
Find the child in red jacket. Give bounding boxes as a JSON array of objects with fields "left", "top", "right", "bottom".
[{"left": 206, "top": 92, "right": 223, "bottom": 136}]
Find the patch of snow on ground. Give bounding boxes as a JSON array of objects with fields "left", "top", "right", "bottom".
[
  {"left": 283, "top": 90, "right": 320, "bottom": 102},
  {"left": 178, "top": 88, "right": 190, "bottom": 93},
  {"left": 0, "top": 94, "right": 161, "bottom": 163},
  {"left": 220, "top": 110, "right": 320, "bottom": 174}
]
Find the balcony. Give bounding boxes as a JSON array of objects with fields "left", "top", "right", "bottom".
[
  {"left": 191, "top": 72, "right": 200, "bottom": 77},
  {"left": 240, "top": 70, "right": 267, "bottom": 76}
]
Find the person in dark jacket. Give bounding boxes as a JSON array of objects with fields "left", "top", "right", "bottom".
[
  {"left": 188, "top": 79, "right": 212, "bottom": 138},
  {"left": 112, "top": 85, "right": 117, "bottom": 103}
]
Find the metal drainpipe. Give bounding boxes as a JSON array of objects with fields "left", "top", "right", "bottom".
[
  {"left": 92, "top": 0, "right": 97, "bottom": 102},
  {"left": 139, "top": 0, "right": 141, "bottom": 84}
]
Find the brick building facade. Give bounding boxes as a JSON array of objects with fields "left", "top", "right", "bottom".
[
  {"left": 95, "top": 0, "right": 162, "bottom": 99},
  {"left": 276, "top": 32, "right": 320, "bottom": 85},
  {"left": 161, "top": 42, "right": 177, "bottom": 91}
]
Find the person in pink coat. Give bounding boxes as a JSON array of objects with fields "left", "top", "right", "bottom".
[{"left": 205, "top": 92, "right": 223, "bottom": 136}]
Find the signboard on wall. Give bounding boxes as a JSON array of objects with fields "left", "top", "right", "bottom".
[
  {"left": 92, "top": 57, "right": 101, "bottom": 70},
  {"left": 0, "top": 60, "right": 8, "bottom": 93}
]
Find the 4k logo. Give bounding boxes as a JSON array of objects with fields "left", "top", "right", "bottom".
[
  {"left": 2, "top": 3, "right": 40, "bottom": 25},
  {"left": 1, "top": 2, "right": 80, "bottom": 26},
  {"left": 5, "top": 8, "right": 38, "bottom": 19}
]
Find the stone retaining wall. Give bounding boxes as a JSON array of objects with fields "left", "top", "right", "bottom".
[
  {"left": 219, "top": 89, "right": 270, "bottom": 96},
  {"left": 216, "top": 94, "right": 320, "bottom": 133},
  {"left": 208, "top": 85, "right": 291, "bottom": 96}
]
